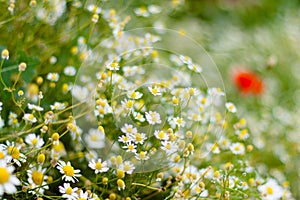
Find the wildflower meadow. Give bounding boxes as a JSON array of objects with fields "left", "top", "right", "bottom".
[{"left": 0, "top": 0, "right": 299, "bottom": 199}]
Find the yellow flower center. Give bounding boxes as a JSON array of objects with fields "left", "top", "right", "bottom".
[
  {"left": 78, "top": 198, "right": 86, "bottom": 200},
  {"left": 32, "top": 170, "right": 44, "bottom": 185},
  {"left": 135, "top": 133, "right": 142, "bottom": 142},
  {"left": 31, "top": 138, "right": 38, "bottom": 146},
  {"left": 139, "top": 151, "right": 146, "bottom": 159},
  {"left": 90, "top": 134, "right": 98, "bottom": 141},
  {"left": 267, "top": 186, "right": 273, "bottom": 195},
  {"left": 63, "top": 165, "right": 75, "bottom": 176},
  {"left": 176, "top": 118, "right": 182, "bottom": 124},
  {"left": 126, "top": 100, "right": 133, "bottom": 108},
  {"left": 158, "top": 131, "right": 165, "bottom": 139},
  {"left": 99, "top": 107, "right": 105, "bottom": 114},
  {"left": 0, "top": 152, "right": 5, "bottom": 159},
  {"left": 234, "top": 145, "right": 240, "bottom": 151},
  {"left": 126, "top": 127, "right": 132, "bottom": 133},
  {"left": 128, "top": 144, "right": 134, "bottom": 151},
  {"left": 28, "top": 114, "right": 34, "bottom": 120},
  {"left": 151, "top": 88, "right": 158, "bottom": 94},
  {"left": 95, "top": 162, "right": 102, "bottom": 170},
  {"left": 130, "top": 92, "right": 137, "bottom": 99},
  {"left": 0, "top": 167, "right": 10, "bottom": 184},
  {"left": 65, "top": 186, "right": 73, "bottom": 195},
  {"left": 7, "top": 146, "right": 20, "bottom": 159},
  {"left": 123, "top": 164, "right": 131, "bottom": 172}
]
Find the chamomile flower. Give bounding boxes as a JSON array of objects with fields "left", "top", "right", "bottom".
[
  {"left": 25, "top": 133, "right": 44, "bottom": 148},
  {"left": 57, "top": 161, "right": 81, "bottom": 183},
  {"left": 120, "top": 161, "right": 135, "bottom": 174},
  {"left": 145, "top": 111, "right": 161, "bottom": 125},
  {"left": 230, "top": 142, "right": 245, "bottom": 155},
  {"left": 88, "top": 159, "right": 109, "bottom": 174},
  {"left": 168, "top": 117, "right": 186, "bottom": 129},
  {"left": 1, "top": 49, "right": 9, "bottom": 60},
  {"left": 148, "top": 5, "right": 162, "bottom": 14},
  {"left": 47, "top": 72, "right": 60, "bottom": 82},
  {"left": 121, "top": 98, "right": 135, "bottom": 111},
  {"left": 122, "top": 142, "right": 137, "bottom": 153},
  {"left": 133, "top": 111, "right": 146, "bottom": 122},
  {"left": 59, "top": 182, "right": 78, "bottom": 200},
  {"left": 27, "top": 165, "right": 49, "bottom": 194},
  {"left": 179, "top": 55, "right": 193, "bottom": 65},
  {"left": 51, "top": 102, "right": 66, "bottom": 110},
  {"left": 154, "top": 130, "right": 169, "bottom": 141},
  {"left": 148, "top": 85, "right": 162, "bottom": 96},
  {"left": 258, "top": 178, "right": 284, "bottom": 200},
  {"left": 226, "top": 102, "right": 237, "bottom": 113},
  {"left": 77, "top": 190, "right": 89, "bottom": 199},
  {"left": 170, "top": 54, "right": 184, "bottom": 66},
  {"left": 64, "top": 66, "right": 76, "bottom": 76},
  {"left": 87, "top": 4, "right": 102, "bottom": 14},
  {"left": 161, "top": 141, "right": 178, "bottom": 155},
  {"left": 8, "top": 112, "right": 18, "bottom": 127},
  {"left": 106, "top": 61, "right": 120, "bottom": 71},
  {"left": 121, "top": 124, "right": 137, "bottom": 135},
  {"left": 127, "top": 90, "right": 143, "bottom": 99},
  {"left": 85, "top": 150, "right": 98, "bottom": 161},
  {"left": 2, "top": 141, "right": 26, "bottom": 166},
  {"left": 187, "top": 63, "right": 202, "bottom": 73},
  {"left": 84, "top": 128, "right": 105, "bottom": 149},
  {"left": 23, "top": 113, "right": 37, "bottom": 123},
  {"left": 135, "top": 151, "right": 150, "bottom": 161},
  {"left": 131, "top": 132, "right": 147, "bottom": 145},
  {"left": 0, "top": 161, "right": 20, "bottom": 195},
  {"left": 27, "top": 103, "right": 44, "bottom": 111},
  {"left": 134, "top": 6, "right": 150, "bottom": 17},
  {"left": 122, "top": 66, "right": 139, "bottom": 77}
]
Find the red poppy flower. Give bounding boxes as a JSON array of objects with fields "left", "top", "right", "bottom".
[{"left": 231, "top": 68, "right": 264, "bottom": 95}]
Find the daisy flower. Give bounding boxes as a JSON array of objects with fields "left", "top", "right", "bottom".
[
  {"left": 27, "top": 165, "right": 49, "bottom": 194},
  {"left": 127, "top": 90, "right": 143, "bottom": 99},
  {"left": 47, "top": 72, "right": 60, "bottom": 82},
  {"left": 154, "top": 130, "right": 169, "bottom": 141},
  {"left": 117, "top": 179, "right": 126, "bottom": 190},
  {"left": 133, "top": 111, "right": 146, "bottom": 122},
  {"left": 50, "top": 102, "right": 66, "bottom": 111},
  {"left": 118, "top": 135, "right": 132, "bottom": 144},
  {"left": 122, "top": 142, "right": 137, "bottom": 153},
  {"left": 145, "top": 111, "right": 161, "bottom": 125},
  {"left": 0, "top": 161, "right": 20, "bottom": 195},
  {"left": 59, "top": 182, "right": 78, "bottom": 200},
  {"left": 57, "top": 161, "right": 81, "bottom": 183},
  {"left": 134, "top": 6, "right": 150, "bottom": 17},
  {"left": 77, "top": 190, "right": 90, "bottom": 199},
  {"left": 258, "top": 178, "right": 284, "bottom": 200},
  {"left": 135, "top": 151, "right": 150, "bottom": 161},
  {"left": 106, "top": 61, "right": 120, "bottom": 71},
  {"left": 148, "top": 85, "right": 162, "bottom": 96},
  {"left": 64, "top": 66, "right": 76, "bottom": 76},
  {"left": 27, "top": 103, "right": 44, "bottom": 111},
  {"left": 23, "top": 113, "right": 37, "bottom": 123},
  {"left": 88, "top": 159, "right": 109, "bottom": 174},
  {"left": 25, "top": 133, "right": 44, "bottom": 148},
  {"left": 131, "top": 132, "right": 147, "bottom": 145},
  {"left": 120, "top": 161, "right": 135, "bottom": 174},
  {"left": 226, "top": 102, "right": 237, "bottom": 113},
  {"left": 1, "top": 141, "right": 26, "bottom": 166},
  {"left": 161, "top": 141, "right": 178, "bottom": 155},
  {"left": 230, "top": 142, "right": 245, "bottom": 155},
  {"left": 84, "top": 128, "right": 105, "bottom": 149},
  {"left": 121, "top": 124, "right": 137, "bottom": 135},
  {"left": 168, "top": 116, "right": 186, "bottom": 129}
]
